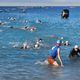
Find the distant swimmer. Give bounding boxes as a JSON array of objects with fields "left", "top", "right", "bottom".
[
  {"left": 9, "top": 25, "right": 36, "bottom": 32},
  {"left": 9, "top": 17, "right": 16, "bottom": 20},
  {"left": 69, "top": 45, "right": 80, "bottom": 58},
  {"left": 9, "top": 26, "right": 31, "bottom": 31},
  {"left": 20, "top": 26, "right": 30, "bottom": 30},
  {"left": 0, "top": 21, "right": 7, "bottom": 25},
  {"left": 60, "top": 37, "right": 64, "bottom": 45},
  {"left": 37, "top": 38, "right": 43, "bottom": 43},
  {"left": 60, "top": 37, "right": 70, "bottom": 46},
  {"left": 64, "top": 41, "right": 70, "bottom": 46},
  {"left": 9, "top": 26, "right": 16, "bottom": 29},
  {"left": 30, "top": 27, "right": 36, "bottom": 32},
  {"left": 21, "top": 26, "right": 36, "bottom": 31},
  {"left": 34, "top": 43, "right": 40, "bottom": 49},
  {"left": 46, "top": 40, "right": 64, "bottom": 67},
  {"left": 21, "top": 42, "right": 30, "bottom": 49},
  {"left": 33, "top": 38, "right": 43, "bottom": 49},
  {"left": 34, "top": 41, "right": 41, "bottom": 49},
  {"left": 61, "top": 9, "right": 69, "bottom": 19},
  {"left": 36, "top": 19, "right": 42, "bottom": 23}
]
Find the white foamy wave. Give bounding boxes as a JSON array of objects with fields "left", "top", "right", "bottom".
[
  {"left": 9, "top": 41, "right": 21, "bottom": 48},
  {"left": 2, "top": 46, "right": 7, "bottom": 48},
  {"left": 35, "top": 60, "right": 49, "bottom": 65},
  {"left": 0, "top": 30, "right": 4, "bottom": 32}
]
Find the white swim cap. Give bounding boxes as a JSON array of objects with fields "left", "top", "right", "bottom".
[
  {"left": 74, "top": 45, "right": 78, "bottom": 49},
  {"left": 65, "top": 41, "right": 69, "bottom": 43},
  {"left": 61, "top": 37, "right": 64, "bottom": 40}
]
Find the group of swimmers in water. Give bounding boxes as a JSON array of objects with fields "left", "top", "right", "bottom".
[
  {"left": 1, "top": 15, "right": 80, "bottom": 68},
  {"left": 9, "top": 26, "right": 37, "bottom": 32},
  {"left": 11, "top": 35, "right": 79, "bottom": 68},
  {"left": 0, "top": 16, "right": 42, "bottom": 32},
  {"left": 12, "top": 38, "right": 44, "bottom": 50}
]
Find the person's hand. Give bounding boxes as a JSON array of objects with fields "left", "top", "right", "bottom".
[{"left": 61, "top": 64, "right": 64, "bottom": 67}]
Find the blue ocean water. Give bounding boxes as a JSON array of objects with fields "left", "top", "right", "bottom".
[{"left": 0, "top": 6, "right": 80, "bottom": 80}]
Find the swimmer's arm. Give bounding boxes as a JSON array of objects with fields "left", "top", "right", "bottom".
[
  {"left": 77, "top": 49, "right": 80, "bottom": 56},
  {"left": 78, "top": 49, "right": 80, "bottom": 53},
  {"left": 69, "top": 50, "right": 73, "bottom": 58},
  {"left": 77, "top": 53, "right": 80, "bottom": 57},
  {"left": 57, "top": 48, "right": 64, "bottom": 67},
  {"left": 77, "top": 51, "right": 80, "bottom": 56}
]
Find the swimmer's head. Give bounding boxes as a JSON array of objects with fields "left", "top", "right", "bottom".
[
  {"left": 61, "top": 37, "right": 64, "bottom": 40},
  {"left": 65, "top": 41, "right": 69, "bottom": 44},
  {"left": 38, "top": 38, "right": 43, "bottom": 42},
  {"left": 65, "top": 41, "right": 69, "bottom": 46},
  {"left": 66, "top": 41, "right": 68, "bottom": 43},
  {"left": 56, "top": 40, "right": 61, "bottom": 46},
  {"left": 74, "top": 45, "right": 78, "bottom": 49},
  {"left": 74, "top": 45, "right": 79, "bottom": 51},
  {"left": 25, "top": 26, "right": 28, "bottom": 29}
]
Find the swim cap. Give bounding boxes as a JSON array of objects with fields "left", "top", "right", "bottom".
[
  {"left": 56, "top": 40, "right": 61, "bottom": 46},
  {"left": 65, "top": 41, "right": 69, "bottom": 43},
  {"left": 74, "top": 45, "right": 78, "bottom": 49},
  {"left": 56, "top": 40, "right": 61, "bottom": 44},
  {"left": 61, "top": 37, "right": 64, "bottom": 40}
]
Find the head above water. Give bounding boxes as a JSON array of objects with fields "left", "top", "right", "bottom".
[
  {"left": 74, "top": 45, "right": 79, "bottom": 49},
  {"left": 61, "top": 37, "right": 64, "bottom": 40},
  {"left": 56, "top": 40, "right": 61, "bottom": 46},
  {"left": 65, "top": 41, "right": 69, "bottom": 44}
]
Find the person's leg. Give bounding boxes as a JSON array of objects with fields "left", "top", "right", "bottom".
[
  {"left": 48, "top": 56, "right": 59, "bottom": 67},
  {"left": 47, "top": 56, "right": 59, "bottom": 67},
  {"left": 53, "top": 61, "right": 59, "bottom": 67}
]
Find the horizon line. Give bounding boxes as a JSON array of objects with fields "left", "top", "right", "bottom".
[{"left": 0, "top": 2, "right": 80, "bottom": 6}]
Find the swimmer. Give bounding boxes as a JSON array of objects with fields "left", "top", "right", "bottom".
[
  {"left": 33, "top": 38, "right": 43, "bottom": 49},
  {"left": 46, "top": 40, "right": 64, "bottom": 67},
  {"left": 0, "top": 21, "right": 6, "bottom": 25},
  {"left": 36, "top": 19, "right": 42, "bottom": 23},
  {"left": 34, "top": 41, "right": 40, "bottom": 49},
  {"left": 60, "top": 37, "right": 64, "bottom": 45},
  {"left": 69, "top": 45, "right": 80, "bottom": 58},
  {"left": 9, "top": 17, "right": 16, "bottom": 20},
  {"left": 36, "top": 38, "right": 43, "bottom": 43},
  {"left": 9, "top": 26, "right": 16, "bottom": 29},
  {"left": 21, "top": 42, "right": 30, "bottom": 49},
  {"left": 61, "top": 9, "right": 69, "bottom": 19},
  {"left": 30, "top": 27, "right": 36, "bottom": 32},
  {"left": 64, "top": 41, "right": 70, "bottom": 46},
  {"left": 38, "top": 38, "right": 43, "bottom": 43},
  {"left": 61, "top": 37, "right": 64, "bottom": 40},
  {"left": 9, "top": 26, "right": 30, "bottom": 31},
  {"left": 20, "top": 26, "right": 30, "bottom": 30}
]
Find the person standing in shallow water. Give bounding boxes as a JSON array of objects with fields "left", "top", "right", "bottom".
[{"left": 46, "top": 40, "right": 64, "bottom": 67}]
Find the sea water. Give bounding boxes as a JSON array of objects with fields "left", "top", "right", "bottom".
[{"left": 0, "top": 6, "right": 80, "bottom": 80}]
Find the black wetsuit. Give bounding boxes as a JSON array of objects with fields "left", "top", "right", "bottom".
[{"left": 69, "top": 48, "right": 80, "bottom": 58}]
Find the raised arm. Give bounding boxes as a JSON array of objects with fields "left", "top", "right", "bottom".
[{"left": 57, "top": 48, "right": 64, "bottom": 67}]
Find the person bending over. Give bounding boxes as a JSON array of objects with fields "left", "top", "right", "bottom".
[{"left": 47, "top": 40, "right": 64, "bottom": 67}]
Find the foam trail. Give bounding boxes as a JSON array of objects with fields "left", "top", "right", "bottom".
[
  {"left": 0, "top": 30, "right": 4, "bottom": 32},
  {"left": 35, "top": 60, "right": 49, "bottom": 65},
  {"left": 9, "top": 41, "right": 21, "bottom": 48}
]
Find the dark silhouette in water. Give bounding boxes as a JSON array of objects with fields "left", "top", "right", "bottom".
[
  {"left": 61, "top": 9, "right": 69, "bottom": 19},
  {"left": 69, "top": 45, "right": 80, "bottom": 58}
]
